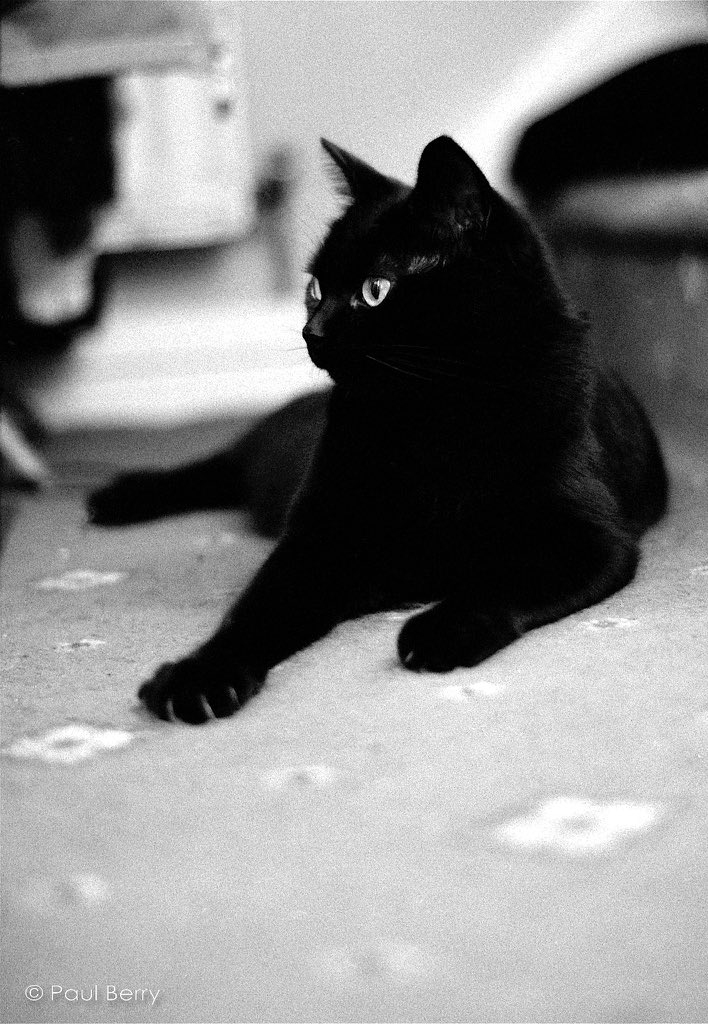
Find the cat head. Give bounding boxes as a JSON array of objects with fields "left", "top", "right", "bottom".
[{"left": 304, "top": 135, "right": 576, "bottom": 390}]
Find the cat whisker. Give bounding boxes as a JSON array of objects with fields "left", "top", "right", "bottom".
[
  {"left": 377, "top": 343, "right": 485, "bottom": 366},
  {"left": 391, "top": 357, "right": 468, "bottom": 385},
  {"left": 390, "top": 354, "right": 519, "bottom": 393},
  {"left": 381, "top": 348, "right": 472, "bottom": 367},
  {"left": 365, "top": 354, "right": 433, "bottom": 383}
]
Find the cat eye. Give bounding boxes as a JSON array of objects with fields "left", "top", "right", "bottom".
[
  {"left": 308, "top": 276, "right": 322, "bottom": 302},
  {"left": 361, "top": 277, "right": 391, "bottom": 307}
]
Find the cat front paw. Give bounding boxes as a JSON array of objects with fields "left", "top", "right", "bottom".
[
  {"left": 138, "top": 656, "right": 263, "bottom": 724},
  {"left": 397, "top": 602, "right": 520, "bottom": 673},
  {"left": 87, "top": 472, "right": 164, "bottom": 526}
]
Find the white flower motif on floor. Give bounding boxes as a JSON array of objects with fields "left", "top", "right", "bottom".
[
  {"left": 497, "top": 797, "right": 660, "bottom": 855},
  {"left": 191, "top": 532, "right": 238, "bottom": 552},
  {"left": 437, "top": 681, "right": 505, "bottom": 700},
  {"left": 70, "top": 873, "right": 111, "bottom": 903},
  {"left": 5, "top": 724, "right": 135, "bottom": 764},
  {"left": 313, "top": 939, "right": 432, "bottom": 982},
  {"left": 582, "top": 616, "right": 638, "bottom": 632},
  {"left": 36, "top": 570, "right": 126, "bottom": 591},
  {"left": 55, "top": 638, "right": 107, "bottom": 652},
  {"left": 19, "top": 873, "right": 111, "bottom": 915}
]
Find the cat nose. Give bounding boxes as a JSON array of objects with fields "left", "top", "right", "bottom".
[
  {"left": 303, "top": 326, "right": 325, "bottom": 352},
  {"left": 303, "top": 326, "right": 328, "bottom": 366}
]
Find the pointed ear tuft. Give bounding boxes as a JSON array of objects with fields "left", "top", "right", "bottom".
[
  {"left": 412, "top": 136, "right": 491, "bottom": 236},
  {"left": 320, "top": 138, "right": 407, "bottom": 204}
]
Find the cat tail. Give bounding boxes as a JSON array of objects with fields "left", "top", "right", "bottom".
[
  {"left": 88, "top": 389, "right": 330, "bottom": 534},
  {"left": 87, "top": 445, "right": 249, "bottom": 528},
  {"left": 594, "top": 372, "right": 669, "bottom": 536}
]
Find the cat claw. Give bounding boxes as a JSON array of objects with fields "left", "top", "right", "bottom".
[
  {"left": 199, "top": 694, "right": 217, "bottom": 721},
  {"left": 138, "top": 658, "right": 260, "bottom": 724},
  {"left": 397, "top": 604, "right": 519, "bottom": 673}
]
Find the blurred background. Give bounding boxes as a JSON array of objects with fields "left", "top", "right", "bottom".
[{"left": 1, "top": 0, "right": 706, "bottom": 481}]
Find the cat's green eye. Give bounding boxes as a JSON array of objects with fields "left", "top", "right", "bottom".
[
  {"left": 308, "top": 276, "right": 322, "bottom": 302},
  {"left": 361, "top": 277, "right": 391, "bottom": 308}
]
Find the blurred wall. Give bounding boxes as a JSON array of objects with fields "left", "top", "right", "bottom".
[
  {"left": 230, "top": 0, "right": 706, "bottom": 281},
  {"left": 232, "top": 0, "right": 583, "bottom": 275}
]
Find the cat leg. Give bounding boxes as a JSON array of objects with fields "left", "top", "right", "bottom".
[
  {"left": 397, "top": 521, "right": 639, "bottom": 672},
  {"left": 88, "top": 450, "right": 242, "bottom": 526},
  {"left": 138, "top": 535, "right": 361, "bottom": 723}
]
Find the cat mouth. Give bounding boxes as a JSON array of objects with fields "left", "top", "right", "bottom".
[
  {"left": 306, "top": 337, "right": 350, "bottom": 378},
  {"left": 305, "top": 335, "right": 365, "bottom": 383},
  {"left": 304, "top": 334, "right": 330, "bottom": 369},
  {"left": 306, "top": 344, "right": 329, "bottom": 370}
]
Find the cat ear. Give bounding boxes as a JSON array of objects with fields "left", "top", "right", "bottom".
[
  {"left": 412, "top": 136, "right": 491, "bottom": 236},
  {"left": 321, "top": 138, "right": 404, "bottom": 203}
]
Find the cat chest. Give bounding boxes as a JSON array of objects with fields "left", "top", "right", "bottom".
[
  {"left": 316, "top": 407, "right": 534, "bottom": 549},
  {"left": 327, "top": 445, "right": 500, "bottom": 541}
]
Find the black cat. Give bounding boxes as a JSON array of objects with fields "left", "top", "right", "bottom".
[{"left": 89, "top": 136, "right": 668, "bottom": 724}]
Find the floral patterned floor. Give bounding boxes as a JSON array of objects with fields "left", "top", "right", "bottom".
[{"left": 2, "top": 418, "right": 707, "bottom": 1023}]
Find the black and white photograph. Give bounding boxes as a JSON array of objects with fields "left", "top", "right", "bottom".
[{"left": 1, "top": 1, "right": 707, "bottom": 1021}]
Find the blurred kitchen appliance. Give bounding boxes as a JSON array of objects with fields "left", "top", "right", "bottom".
[{"left": 1, "top": 0, "right": 254, "bottom": 251}]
